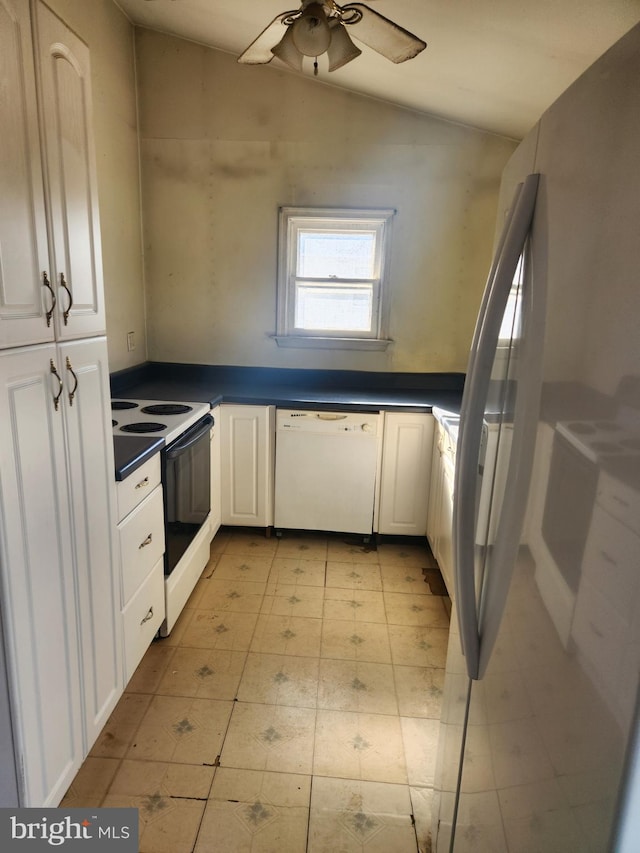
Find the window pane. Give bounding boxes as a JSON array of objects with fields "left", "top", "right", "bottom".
[
  {"left": 295, "top": 284, "right": 373, "bottom": 331},
  {"left": 499, "top": 254, "right": 524, "bottom": 341},
  {"left": 297, "top": 231, "right": 376, "bottom": 279}
]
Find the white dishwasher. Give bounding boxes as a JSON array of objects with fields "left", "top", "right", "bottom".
[{"left": 274, "top": 409, "right": 381, "bottom": 535}]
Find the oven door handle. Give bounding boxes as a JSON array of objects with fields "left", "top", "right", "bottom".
[{"left": 166, "top": 414, "right": 214, "bottom": 459}]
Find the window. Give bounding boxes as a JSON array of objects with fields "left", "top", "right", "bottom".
[
  {"left": 275, "top": 207, "right": 394, "bottom": 349},
  {"left": 498, "top": 252, "right": 525, "bottom": 343}
]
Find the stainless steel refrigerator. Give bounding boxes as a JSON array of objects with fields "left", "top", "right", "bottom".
[{"left": 433, "top": 21, "right": 640, "bottom": 852}]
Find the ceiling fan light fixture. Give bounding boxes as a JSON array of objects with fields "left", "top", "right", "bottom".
[
  {"left": 271, "top": 25, "right": 305, "bottom": 71},
  {"left": 326, "top": 19, "right": 361, "bottom": 71},
  {"left": 291, "top": 2, "right": 331, "bottom": 57}
]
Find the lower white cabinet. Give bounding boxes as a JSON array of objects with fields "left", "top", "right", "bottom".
[
  {"left": 426, "top": 419, "right": 456, "bottom": 597},
  {"left": 220, "top": 404, "right": 275, "bottom": 527},
  {"left": 377, "top": 412, "right": 434, "bottom": 536},
  {"left": 0, "top": 337, "right": 121, "bottom": 806},
  {"left": 122, "top": 559, "right": 165, "bottom": 682},
  {"left": 116, "top": 453, "right": 165, "bottom": 682},
  {"left": 572, "top": 471, "right": 640, "bottom": 730},
  {"left": 210, "top": 405, "right": 221, "bottom": 538},
  {"left": 119, "top": 483, "right": 164, "bottom": 604}
]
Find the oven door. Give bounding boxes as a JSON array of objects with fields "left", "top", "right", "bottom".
[{"left": 164, "top": 414, "right": 213, "bottom": 575}]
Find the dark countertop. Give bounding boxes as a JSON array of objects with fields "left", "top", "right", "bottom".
[
  {"left": 110, "top": 363, "right": 466, "bottom": 415},
  {"left": 114, "top": 435, "right": 164, "bottom": 482},
  {"left": 110, "top": 364, "right": 466, "bottom": 481}
]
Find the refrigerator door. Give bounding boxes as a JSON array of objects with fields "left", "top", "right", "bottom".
[
  {"left": 436, "top": 22, "right": 640, "bottom": 853},
  {"left": 434, "top": 175, "right": 542, "bottom": 852},
  {"left": 453, "top": 173, "right": 539, "bottom": 680}
]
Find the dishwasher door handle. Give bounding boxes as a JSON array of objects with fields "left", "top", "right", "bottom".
[{"left": 316, "top": 413, "right": 347, "bottom": 420}]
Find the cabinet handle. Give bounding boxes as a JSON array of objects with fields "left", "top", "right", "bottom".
[
  {"left": 139, "top": 533, "right": 153, "bottom": 549},
  {"left": 140, "top": 607, "right": 154, "bottom": 625},
  {"left": 65, "top": 357, "right": 78, "bottom": 406},
  {"left": 60, "top": 272, "right": 73, "bottom": 325},
  {"left": 49, "top": 359, "right": 63, "bottom": 411},
  {"left": 42, "top": 271, "right": 56, "bottom": 327},
  {"left": 135, "top": 476, "right": 150, "bottom": 490}
]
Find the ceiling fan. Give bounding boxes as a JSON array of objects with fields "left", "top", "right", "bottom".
[{"left": 237, "top": 1, "right": 426, "bottom": 75}]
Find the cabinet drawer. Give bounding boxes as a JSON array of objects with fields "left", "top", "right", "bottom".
[
  {"left": 119, "top": 484, "right": 165, "bottom": 604},
  {"left": 597, "top": 470, "right": 640, "bottom": 537},
  {"left": 116, "top": 454, "right": 161, "bottom": 522},
  {"left": 582, "top": 504, "right": 639, "bottom": 623},
  {"left": 122, "top": 559, "right": 165, "bottom": 683},
  {"left": 572, "top": 576, "right": 625, "bottom": 694}
]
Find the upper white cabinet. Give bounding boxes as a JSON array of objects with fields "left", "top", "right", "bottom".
[
  {"left": 0, "top": 337, "right": 120, "bottom": 806},
  {"left": 0, "top": 0, "right": 52, "bottom": 347},
  {"left": 220, "top": 404, "right": 275, "bottom": 527},
  {"left": 377, "top": 412, "right": 434, "bottom": 536},
  {"left": 0, "top": 0, "right": 105, "bottom": 350}
]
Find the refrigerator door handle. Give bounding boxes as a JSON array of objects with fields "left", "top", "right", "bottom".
[
  {"left": 453, "top": 173, "right": 539, "bottom": 680},
  {"left": 476, "top": 236, "right": 545, "bottom": 677}
]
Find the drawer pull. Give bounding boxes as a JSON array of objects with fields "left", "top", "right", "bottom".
[
  {"left": 140, "top": 607, "right": 154, "bottom": 626},
  {"left": 135, "top": 476, "right": 150, "bottom": 490},
  {"left": 139, "top": 533, "right": 153, "bottom": 549}
]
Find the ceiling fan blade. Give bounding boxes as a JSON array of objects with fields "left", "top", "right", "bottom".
[
  {"left": 341, "top": 3, "right": 426, "bottom": 63},
  {"left": 238, "top": 13, "right": 296, "bottom": 64}
]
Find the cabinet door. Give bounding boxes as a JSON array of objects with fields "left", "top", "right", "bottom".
[
  {"left": 0, "top": 0, "right": 53, "bottom": 348},
  {"left": 220, "top": 405, "right": 274, "bottom": 527},
  {"left": 59, "top": 338, "right": 122, "bottom": 749},
  {"left": 0, "top": 344, "right": 83, "bottom": 806},
  {"left": 378, "top": 413, "right": 434, "bottom": 536},
  {"left": 210, "top": 406, "right": 222, "bottom": 537},
  {"left": 438, "top": 455, "right": 455, "bottom": 597},
  {"left": 426, "top": 425, "right": 443, "bottom": 552},
  {"left": 34, "top": 1, "right": 106, "bottom": 340}
]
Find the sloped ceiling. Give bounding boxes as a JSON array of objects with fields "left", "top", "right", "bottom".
[{"left": 115, "top": 0, "right": 640, "bottom": 139}]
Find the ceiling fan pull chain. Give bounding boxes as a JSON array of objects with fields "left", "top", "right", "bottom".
[{"left": 314, "top": 56, "right": 319, "bottom": 75}]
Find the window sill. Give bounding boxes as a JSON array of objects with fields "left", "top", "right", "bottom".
[{"left": 272, "top": 335, "right": 392, "bottom": 351}]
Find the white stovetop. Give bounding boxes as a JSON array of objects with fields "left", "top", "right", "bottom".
[{"left": 111, "top": 398, "right": 211, "bottom": 446}]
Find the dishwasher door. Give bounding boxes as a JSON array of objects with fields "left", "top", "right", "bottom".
[{"left": 274, "top": 409, "right": 381, "bottom": 535}]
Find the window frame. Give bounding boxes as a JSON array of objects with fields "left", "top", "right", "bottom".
[{"left": 275, "top": 206, "right": 395, "bottom": 350}]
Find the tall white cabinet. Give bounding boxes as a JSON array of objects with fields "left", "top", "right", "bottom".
[{"left": 0, "top": 0, "right": 121, "bottom": 806}]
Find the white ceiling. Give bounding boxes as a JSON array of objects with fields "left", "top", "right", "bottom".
[{"left": 115, "top": 0, "right": 640, "bottom": 139}]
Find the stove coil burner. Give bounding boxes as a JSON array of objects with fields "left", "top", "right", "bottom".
[
  {"left": 112, "top": 401, "right": 138, "bottom": 410},
  {"left": 120, "top": 422, "right": 167, "bottom": 434},
  {"left": 141, "top": 404, "right": 193, "bottom": 416}
]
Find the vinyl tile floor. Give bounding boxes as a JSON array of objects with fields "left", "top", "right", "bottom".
[{"left": 62, "top": 528, "right": 451, "bottom": 853}]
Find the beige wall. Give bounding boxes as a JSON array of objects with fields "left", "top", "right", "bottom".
[
  {"left": 44, "top": 0, "right": 146, "bottom": 372},
  {"left": 136, "top": 30, "right": 516, "bottom": 373}
]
